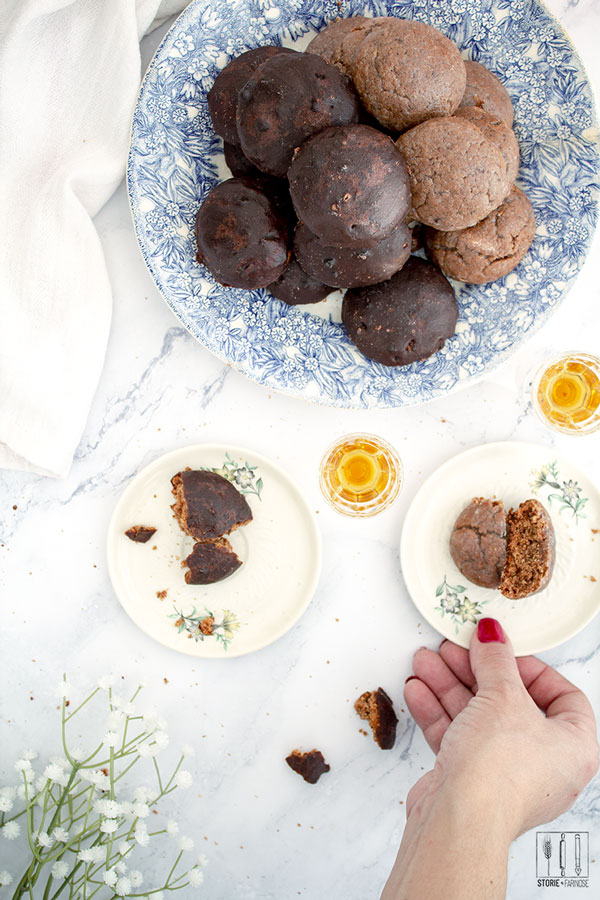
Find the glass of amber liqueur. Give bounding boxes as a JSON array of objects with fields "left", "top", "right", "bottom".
[
  {"left": 319, "top": 433, "right": 403, "bottom": 517},
  {"left": 530, "top": 352, "right": 600, "bottom": 435}
]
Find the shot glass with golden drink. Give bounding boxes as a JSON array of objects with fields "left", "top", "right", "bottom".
[
  {"left": 319, "top": 434, "right": 402, "bottom": 517},
  {"left": 531, "top": 352, "right": 600, "bottom": 435}
]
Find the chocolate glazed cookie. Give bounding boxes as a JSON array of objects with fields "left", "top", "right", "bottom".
[
  {"left": 294, "top": 220, "right": 410, "bottom": 289},
  {"left": 425, "top": 186, "right": 536, "bottom": 284},
  {"left": 236, "top": 52, "right": 360, "bottom": 177},
  {"left": 288, "top": 124, "right": 410, "bottom": 248},
  {"left": 195, "top": 177, "right": 290, "bottom": 289},
  {"left": 207, "top": 46, "right": 297, "bottom": 146},
  {"left": 342, "top": 256, "right": 458, "bottom": 366}
]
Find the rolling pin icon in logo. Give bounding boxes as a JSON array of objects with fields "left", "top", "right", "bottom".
[
  {"left": 575, "top": 833, "right": 582, "bottom": 877},
  {"left": 560, "top": 833, "right": 566, "bottom": 877}
]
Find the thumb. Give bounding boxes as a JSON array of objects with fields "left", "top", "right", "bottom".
[{"left": 469, "top": 617, "right": 521, "bottom": 696}]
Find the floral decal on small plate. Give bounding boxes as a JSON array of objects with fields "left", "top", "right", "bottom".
[
  {"left": 529, "top": 461, "right": 588, "bottom": 521},
  {"left": 435, "top": 576, "right": 487, "bottom": 633},
  {"left": 202, "top": 453, "right": 263, "bottom": 500},
  {"left": 169, "top": 606, "right": 241, "bottom": 650}
]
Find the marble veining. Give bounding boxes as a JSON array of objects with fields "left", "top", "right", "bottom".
[{"left": 0, "top": 1, "right": 599, "bottom": 898}]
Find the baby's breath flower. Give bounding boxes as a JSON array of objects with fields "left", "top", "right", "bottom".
[
  {"left": 105, "top": 710, "right": 125, "bottom": 731},
  {"left": 179, "top": 836, "right": 194, "bottom": 852},
  {"left": 98, "top": 674, "right": 115, "bottom": 690},
  {"left": 22, "top": 749, "right": 38, "bottom": 761},
  {"left": 120, "top": 702, "right": 136, "bottom": 716},
  {"left": 91, "top": 847, "right": 105, "bottom": 864},
  {"left": 138, "top": 742, "right": 159, "bottom": 759},
  {"left": 154, "top": 731, "right": 169, "bottom": 749},
  {"left": 134, "top": 826, "right": 149, "bottom": 847},
  {"left": 37, "top": 831, "right": 52, "bottom": 847},
  {"left": 189, "top": 867, "right": 204, "bottom": 886},
  {"left": 175, "top": 770, "right": 193, "bottom": 789},
  {"left": 51, "top": 861, "right": 69, "bottom": 879},
  {"left": 100, "top": 819, "right": 119, "bottom": 834},
  {"left": 133, "top": 786, "right": 152, "bottom": 803},
  {"left": 35, "top": 776, "right": 47, "bottom": 791},
  {"left": 103, "top": 868, "right": 118, "bottom": 887},
  {"left": 111, "top": 694, "right": 126, "bottom": 709},
  {"left": 103, "top": 731, "right": 119, "bottom": 747},
  {"left": 1, "top": 822, "right": 20, "bottom": 840},
  {"left": 129, "top": 869, "right": 143, "bottom": 887},
  {"left": 0, "top": 787, "right": 17, "bottom": 800},
  {"left": 52, "top": 827, "right": 69, "bottom": 842},
  {"left": 115, "top": 875, "right": 131, "bottom": 895},
  {"left": 181, "top": 743, "right": 195, "bottom": 757},
  {"left": 49, "top": 756, "right": 70, "bottom": 769},
  {"left": 88, "top": 770, "right": 111, "bottom": 790},
  {"left": 197, "top": 853, "right": 209, "bottom": 867},
  {"left": 16, "top": 785, "right": 27, "bottom": 801},
  {"left": 0, "top": 870, "right": 13, "bottom": 886},
  {"left": 94, "top": 798, "right": 122, "bottom": 818},
  {"left": 116, "top": 861, "right": 128, "bottom": 875},
  {"left": 44, "top": 764, "right": 69, "bottom": 786},
  {"left": 77, "top": 848, "right": 96, "bottom": 863},
  {"left": 166, "top": 819, "right": 179, "bottom": 837},
  {"left": 14, "top": 759, "right": 33, "bottom": 776},
  {"left": 119, "top": 841, "right": 132, "bottom": 856},
  {"left": 71, "top": 745, "right": 85, "bottom": 761},
  {"left": 133, "top": 802, "right": 149, "bottom": 819},
  {"left": 0, "top": 795, "right": 14, "bottom": 813}
]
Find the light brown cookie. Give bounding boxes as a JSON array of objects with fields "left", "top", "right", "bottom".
[
  {"left": 396, "top": 116, "right": 511, "bottom": 230},
  {"left": 352, "top": 19, "right": 466, "bottom": 131},
  {"left": 306, "top": 16, "right": 373, "bottom": 73},
  {"left": 424, "top": 185, "right": 536, "bottom": 284},
  {"left": 459, "top": 60, "right": 514, "bottom": 127},
  {"left": 454, "top": 106, "right": 519, "bottom": 186}
]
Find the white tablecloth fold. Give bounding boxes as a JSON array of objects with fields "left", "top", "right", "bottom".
[{"left": 0, "top": 0, "right": 187, "bottom": 477}]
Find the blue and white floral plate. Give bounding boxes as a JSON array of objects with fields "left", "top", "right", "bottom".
[
  {"left": 107, "top": 444, "right": 321, "bottom": 658},
  {"left": 400, "top": 441, "right": 600, "bottom": 655},
  {"left": 127, "top": 1, "right": 600, "bottom": 408}
]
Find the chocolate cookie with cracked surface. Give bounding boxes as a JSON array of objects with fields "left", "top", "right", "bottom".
[
  {"left": 425, "top": 186, "right": 536, "bottom": 284},
  {"left": 236, "top": 52, "right": 360, "bottom": 177},
  {"left": 397, "top": 116, "right": 511, "bottom": 230},
  {"left": 449, "top": 498, "right": 507, "bottom": 589},
  {"left": 171, "top": 469, "right": 252, "bottom": 542},
  {"left": 351, "top": 19, "right": 466, "bottom": 132},
  {"left": 307, "top": 15, "right": 394, "bottom": 76},
  {"left": 267, "top": 256, "right": 330, "bottom": 305},
  {"left": 342, "top": 256, "right": 458, "bottom": 367},
  {"left": 288, "top": 124, "right": 410, "bottom": 248},
  {"left": 454, "top": 106, "right": 519, "bottom": 186},
  {"left": 207, "top": 46, "right": 297, "bottom": 146},
  {"left": 294, "top": 220, "right": 410, "bottom": 289},
  {"left": 195, "top": 177, "right": 290, "bottom": 289},
  {"left": 458, "top": 60, "right": 514, "bottom": 127}
]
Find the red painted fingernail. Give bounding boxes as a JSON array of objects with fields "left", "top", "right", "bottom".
[
  {"left": 405, "top": 675, "right": 418, "bottom": 684},
  {"left": 477, "top": 617, "right": 505, "bottom": 644}
]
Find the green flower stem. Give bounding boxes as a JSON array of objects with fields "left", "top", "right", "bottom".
[
  {"left": 153, "top": 758, "right": 164, "bottom": 793},
  {"left": 64, "top": 689, "right": 100, "bottom": 725}
]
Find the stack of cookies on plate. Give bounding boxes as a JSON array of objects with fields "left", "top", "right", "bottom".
[{"left": 195, "top": 15, "right": 536, "bottom": 368}]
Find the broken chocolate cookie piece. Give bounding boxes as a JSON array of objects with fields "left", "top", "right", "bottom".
[
  {"left": 354, "top": 687, "right": 398, "bottom": 750},
  {"left": 171, "top": 469, "right": 252, "bottom": 541},
  {"left": 285, "top": 749, "right": 330, "bottom": 784},
  {"left": 183, "top": 539, "right": 242, "bottom": 585},
  {"left": 125, "top": 525, "right": 157, "bottom": 543}
]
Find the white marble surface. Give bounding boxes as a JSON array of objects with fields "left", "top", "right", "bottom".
[{"left": 1, "top": 1, "right": 600, "bottom": 897}]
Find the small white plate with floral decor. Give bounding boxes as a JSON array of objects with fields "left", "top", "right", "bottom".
[
  {"left": 400, "top": 441, "right": 600, "bottom": 656},
  {"left": 107, "top": 444, "right": 321, "bottom": 658}
]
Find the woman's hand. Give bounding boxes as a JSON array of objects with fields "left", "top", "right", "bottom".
[
  {"left": 404, "top": 617, "right": 599, "bottom": 837},
  {"left": 381, "top": 618, "right": 598, "bottom": 900}
]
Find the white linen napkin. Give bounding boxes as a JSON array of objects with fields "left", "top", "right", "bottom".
[{"left": 0, "top": 0, "right": 188, "bottom": 477}]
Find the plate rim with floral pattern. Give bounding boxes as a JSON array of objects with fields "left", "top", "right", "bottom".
[
  {"left": 399, "top": 440, "right": 600, "bottom": 655},
  {"left": 127, "top": 0, "right": 599, "bottom": 409},
  {"left": 106, "top": 443, "right": 322, "bottom": 658}
]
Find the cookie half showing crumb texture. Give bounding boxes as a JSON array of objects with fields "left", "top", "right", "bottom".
[
  {"left": 286, "top": 749, "right": 330, "bottom": 784},
  {"left": 501, "top": 499, "right": 556, "bottom": 599},
  {"left": 354, "top": 687, "right": 398, "bottom": 749},
  {"left": 171, "top": 470, "right": 252, "bottom": 541},
  {"left": 183, "top": 538, "right": 242, "bottom": 585},
  {"left": 125, "top": 525, "right": 156, "bottom": 543},
  {"left": 449, "top": 497, "right": 507, "bottom": 588}
]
